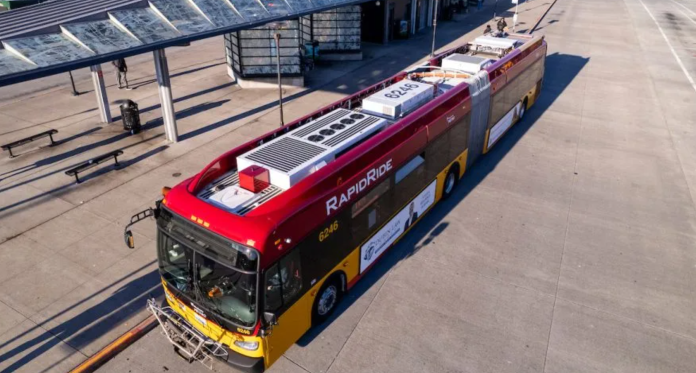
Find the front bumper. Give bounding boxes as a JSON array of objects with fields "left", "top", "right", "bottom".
[
  {"left": 219, "top": 346, "right": 264, "bottom": 373},
  {"left": 147, "top": 299, "right": 264, "bottom": 372}
]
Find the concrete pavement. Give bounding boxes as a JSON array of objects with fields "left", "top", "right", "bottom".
[
  {"left": 0, "top": 0, "right": 529, "bottom": 372},
  {"left": 3, "top": 0, "right": 696, "bottom": 372},
  {"left": 102, "top": 0, "right": 696, "bottom": 372}
]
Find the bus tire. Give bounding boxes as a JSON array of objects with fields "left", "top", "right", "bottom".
[
  {"left": 312, "top": 273, "right": 344, "bottom": 326},
  {"left": 442, "top": 164, "right": 459, "bottom": 199},
  {"left": 518, "top": 97, "right": 528, "bottom": 121}
]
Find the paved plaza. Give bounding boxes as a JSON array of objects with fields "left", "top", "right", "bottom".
[{"left": 1, "top": 0, "right": 696, "bottom": 372}]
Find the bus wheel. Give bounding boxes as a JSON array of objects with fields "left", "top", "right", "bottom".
[
  {"left": 443, "top": 165, "right": 459, "bottom": 199},
  {"left": 313, "top": 275, "right": 343, "bottom": 325},
  {"left": 518, "top": 98, "right": 528, "bottom": 121}
]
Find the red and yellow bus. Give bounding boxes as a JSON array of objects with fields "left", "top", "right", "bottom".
[{"left": 125, "top": 32, "right": 546, "bottom": 372}]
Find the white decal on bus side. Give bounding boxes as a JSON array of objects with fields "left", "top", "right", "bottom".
[
  {"left": 487, "top": 102, "right": 521, "bottom": 149},
  {"left": 325, "top": 159, "right": 393, "bottom": 215},
  {"left": 359, "top": 180, "right": 437, "bottom": 273}
]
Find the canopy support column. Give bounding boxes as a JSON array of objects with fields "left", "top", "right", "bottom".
[
  {"left": 153, "top": 49, "right": 178, "bottom": 143},
  {"left": 90, "top": 64, "right": 111, "bottom": 123}
]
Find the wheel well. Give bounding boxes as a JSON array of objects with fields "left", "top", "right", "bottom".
[
  {"left": 324, "top": 270, "right": 346, "bottom": 293},
  {"left": 448, "top": 162, "right": 460, "bottom": 179}
]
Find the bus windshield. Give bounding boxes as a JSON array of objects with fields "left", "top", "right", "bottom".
[
  {"left": 196, "top": 253, "right": 256, "bottom": 326},
  {"left": 157, "top": 208, "right": 259, "bottom": 328}
]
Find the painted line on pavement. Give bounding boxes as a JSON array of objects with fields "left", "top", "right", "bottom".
[
  {"left": 674, "top": 5, "right": 696, "bottom": 24},
  {"left": 672, "top": 0, "right": 696, "bottom": 17},
  {"left": 636, "top": 0, "right": 696, "bottom": 94}
]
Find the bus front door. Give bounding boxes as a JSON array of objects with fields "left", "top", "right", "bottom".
[{"left": 262, "top": 294, "right": 313, "bottom": 367}]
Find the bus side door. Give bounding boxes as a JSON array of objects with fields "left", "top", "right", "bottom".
[{"left": 262, "top": 249, "right": 312, "bottom": 367}]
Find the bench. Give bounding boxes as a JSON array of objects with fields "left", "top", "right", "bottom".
[
  {"left": 65, "top": 150, "right": 123, "bottom": 184},
  {"left": 1, "top": 129, "right": 58, "bottom": 158}
]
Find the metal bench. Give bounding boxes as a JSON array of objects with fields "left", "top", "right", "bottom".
[
  {"left": 1, "top": 129, "right": 58, "bottom": 158},
  {"left": 65, "top": 150, "right": 123, "bottom": 183}
]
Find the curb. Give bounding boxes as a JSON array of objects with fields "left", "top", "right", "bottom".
[
  {"left": 529, "top": 0, "right": 559, "bottom": 34},
  {"left": 69, "top": 315, "right": 158, "bottom": 373}
]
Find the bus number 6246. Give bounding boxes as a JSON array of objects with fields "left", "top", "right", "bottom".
[{"left": 319, "top": 220, "right": 339, "bottom": 242}]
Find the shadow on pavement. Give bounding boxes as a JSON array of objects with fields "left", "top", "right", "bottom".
[
  {"left": 0, "top": 263, "right": 163, "bottom": 373},
  {"left": 0, "top": 98, "right": 226, "bottom": 191},
  {"left": 0, "top": 144, "right": 168, "bottom": 217},
  {"left": 298, "top": 52, "right": 590, "bottom": 346},
  {"left": 112, "top": 82, "right": 235, "bottom": 122}
]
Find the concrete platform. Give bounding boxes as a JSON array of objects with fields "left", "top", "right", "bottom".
[{"left": 2, "top": 0, "right": 696, "bottom": 372}]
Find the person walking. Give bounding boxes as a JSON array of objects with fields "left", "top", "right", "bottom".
[{"left": 112, "top": 58, "right": 129, "bottom": 90}]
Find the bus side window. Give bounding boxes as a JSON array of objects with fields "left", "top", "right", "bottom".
[
  {"left": 425, "top": 130, "right": 450, "bottom": 181},
  {"left": 280, "top": 250, "right": 302, "bottom": 303},
  {"left": 264, "top": 265, "right": 282, "bottom": 311},
  {"left": 264, "top": 250, "right": 302, "bottom": 311},
  {"left": 351, "top": 178, "right": 393, "bottom": 243},
  {"left": 449, "top": 113, "right": 470, "bottom": 161},
  {"left": 393, "top": 154, "right": 426, "bottom": 208}
]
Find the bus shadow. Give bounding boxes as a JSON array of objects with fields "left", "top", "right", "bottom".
[{"left": 297, "top": 52, "right": 589, "bottom": 346}]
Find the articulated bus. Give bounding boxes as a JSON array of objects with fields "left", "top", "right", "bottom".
[{"left": 125, "top": 32, "right": 546, "bottom": 372}]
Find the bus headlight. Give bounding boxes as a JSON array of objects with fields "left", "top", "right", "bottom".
[{"left": 234, "top": 340, "right": 259, "bottom": 351}]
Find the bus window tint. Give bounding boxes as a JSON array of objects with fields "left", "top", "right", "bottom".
[
  {"left": 449, "top": 113, "right": 470, "bottom": 160},
  {"left": 280, "top": 251, "right": 302, "bottom": 303},
  {"left": 158, "top": 232, "right": 192, "bottom": 294},
  {"left": 395, "top": 155, "right": 425, "bottom": 184},
  {"left": 264, "top": 265, "right": 282, "bottom": 311},
  {"left": 196, "top": 253, "right": 257, "bottom": 327},
  {"left": 368, "top": 209, "right": 377, "bottom": 228},
  {"left": 264, "top": 250, "right": 302, "bottom": 311},
  {"left": 351, "top": 179, "right": 394, "bottom": 245},
  {"left": 393, "top": 154, "right": 426, "bottom": 208},
  {"left": 425, "top": 131, "right": 450, "bottom": 180},
  {"left": 352, "top": 178, "right": 391, "bottom": 218}
]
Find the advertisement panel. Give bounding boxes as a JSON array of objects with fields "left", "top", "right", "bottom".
[
  {"left": 359, "top": 180, "right": 437, "bottom": 273},
  {"left": 487, "top": 101, "right": 521, "bottom": 149}
]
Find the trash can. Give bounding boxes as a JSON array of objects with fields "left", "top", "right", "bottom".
[{"left": 120, "top": 100, "right": 141, "bottom": 134}]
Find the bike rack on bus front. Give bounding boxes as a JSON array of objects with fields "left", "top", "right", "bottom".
[{"left": 147, "top": 298, "right": 228, "bottom": 370}]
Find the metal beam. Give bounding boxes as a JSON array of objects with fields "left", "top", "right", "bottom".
[
  {"left": 90, "top": 64, "right": 111, "bottom": 123},
  {"left": 153, "top": 49, "right": 178, "bottom": 143}
]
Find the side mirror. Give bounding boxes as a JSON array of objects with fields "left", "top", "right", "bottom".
[
  {"left": 124, "top": 230, "right": 135, "bottom": 249},
  {"left": 263, "top": 312, "right": 278, "bottom": 326}
]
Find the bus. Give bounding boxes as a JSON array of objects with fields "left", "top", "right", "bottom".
[{"left": 124, "top": 32, "right": 547, "bottom": 372}]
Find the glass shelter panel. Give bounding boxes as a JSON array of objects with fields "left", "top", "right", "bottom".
[
  {"left": 109, "top": 8, "right": 180, "bottom": 44},
  {"left": 259, "top": 0, "right": 292, "bottom": 17},
  {"left": 229, "top": 0, "right": 270, "bottom": 22},
  {"left": 62, "top": 20, "right": 142, "bottom": 55},
  {"left": 191, "top": 0, "right": 245, "bottom": 27},
  {"left": 149, "top": 0, "right": 214, "bottom": 35},
  {"left": 230, "top": 20, "right": 302, "bottom": 77},
  {"left": 0, "top": 49, "right": 35, "bottom": 74},
  {"left": 301, "top": 5, "right": 360, "bottom": 52},
  {"left": 3, "top": 34, "right": 93, "bottom": 67}
]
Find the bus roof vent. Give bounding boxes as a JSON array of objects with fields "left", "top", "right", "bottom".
[{"left": 237, "top": 109, "right": 387, "bottom": 190}]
